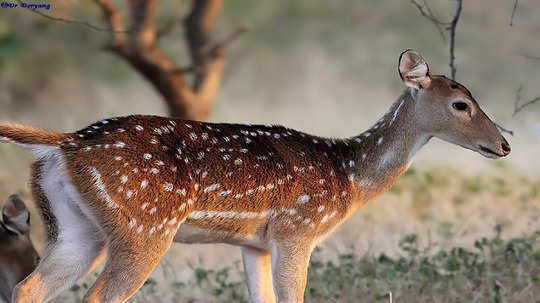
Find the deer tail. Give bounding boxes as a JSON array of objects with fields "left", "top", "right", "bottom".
[{"left": 0, "top": 123, "right": 70, "bottom": 157}]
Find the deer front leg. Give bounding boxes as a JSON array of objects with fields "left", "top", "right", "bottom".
[
  {"left": 270, "top": 241, "right": 312, "bottom": 303},
  {"left": 241, "top": 246, "right": 276, "bottom": 303}
]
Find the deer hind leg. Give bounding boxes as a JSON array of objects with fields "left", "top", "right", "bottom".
[
  {"left": 241, "top": 246, "right": 276, "bottom": 303},
  {"left": 13, "top": 157, "right": 106, "bottom": 303},
  {"left": 67, "top": 165, "right": 186, "bottom": 303},
  {"left": 82, "top": 226, "right": 177, "bottom": 303},
  {"left": 270, "top": 241, "right": 313, "bottom": 303}
]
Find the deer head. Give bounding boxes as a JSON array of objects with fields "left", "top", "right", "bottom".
[
  {"left": 398, "top": 50, "right": 511, "bottom": 158},
  {"left": 0, "top": 195, "right": 39, "bottom": 303}
]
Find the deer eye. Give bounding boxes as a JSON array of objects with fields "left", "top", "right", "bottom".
[{"left": 452, "top": 102, "right": 468, "bottom": 111}]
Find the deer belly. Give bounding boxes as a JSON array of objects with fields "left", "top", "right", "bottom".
[{"left": 173, "top": 218, "right": 266, "bottom": 249}]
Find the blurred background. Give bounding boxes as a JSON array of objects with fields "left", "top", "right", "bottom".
[{"left": 0, "top": 0, "right": 539, "bottom": 302}]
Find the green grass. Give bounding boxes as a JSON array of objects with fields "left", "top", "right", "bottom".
[{"left": 306, "top": 228, "right": 540, "bottom": 302}]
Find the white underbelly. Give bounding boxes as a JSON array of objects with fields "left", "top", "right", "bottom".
[{"left": 173, "top": 222, "right": 267, "bottom": 250}]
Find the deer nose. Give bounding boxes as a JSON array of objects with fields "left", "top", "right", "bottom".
[{"left": 501, "top": 142, "right": 511, "bottom": 155}]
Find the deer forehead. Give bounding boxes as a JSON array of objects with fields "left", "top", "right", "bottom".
[{"left": 428, "top": 76, "right": 473, "bottom": 99}]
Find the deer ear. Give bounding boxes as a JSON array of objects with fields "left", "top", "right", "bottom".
[
  {"left": 2, "top": 195, "right": 30, "bottom": 235},
  {"left": 398, "top": 49, "right": 431, "bottom": 89}
]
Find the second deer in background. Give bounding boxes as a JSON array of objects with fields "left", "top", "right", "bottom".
[
  {"left": 0, "top": 195, "right": 39, "bottom": 303},
  {"left": 0, "top": 50, "right": 510, "bottom": 303}
]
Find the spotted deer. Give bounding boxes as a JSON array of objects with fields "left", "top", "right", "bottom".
[
  {"left": 0, "top": 195, "right": 39, "bottom": 303},
  {"left": 0, "top": 50, "right": 510, "bottom": 303}
]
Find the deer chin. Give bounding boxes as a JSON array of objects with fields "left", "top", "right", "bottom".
[{"left": 477, "top": 145, "right": 505, "bottom": 159}]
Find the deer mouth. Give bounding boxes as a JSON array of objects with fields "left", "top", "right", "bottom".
[{"left": 478, "top": 145, "right": 504, "bottom": 159}]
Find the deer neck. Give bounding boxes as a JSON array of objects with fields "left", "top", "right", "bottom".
[{"left": 341, "top": 89, "right": 431, "bottom": 209}]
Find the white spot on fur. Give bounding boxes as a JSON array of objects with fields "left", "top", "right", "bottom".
[
  {"left": 88, "top": 167, "right": 118, "bottom": 208},
  {"left": 358, "top": 178, "right": 373, "bottom": 187},
  {"left": 163, "top": 182, "right": 173, "bottom": 192},
  {"left": 297, "top": 195, "right": 310, "bottom": 204},
  {"left": 321, "top": 214, "right": 329, "bottom": 223},
  {"left": 391, "top": 99, "right": 405, "bottom": 125},
  {"left": 188, "top": 210, "right": 270, "bottom": 220},
  {"left": 204, "top": 184, "right": 220, "bottom": 193}
]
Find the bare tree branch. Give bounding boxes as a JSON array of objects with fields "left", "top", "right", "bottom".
[
  {"left": 14, "top": 0, "right": 130, "bottom": 33},
  {"left": 410, "top": 0, "right": 448, "bottom": 42},
  {"left": 90, "top": 0, "right": 241, "bottom": 120},
  {"left": 173, "top": 26, "right": 247, "bottom": 75},
  {"left": 205, "top": 27, "right": 248, "bottom": 58},
  {"left": 93, "top": 0, "right": 129, "bottom": 49},
  {"left": 410, "top": 0, "right": 462, "bottom": 80},
  {"left": 128, "top": 0, "right": 158, "bottom": 48},
  {"left": 510, "top": 0, "right": 518, "bottom": 26},
  {"left": 521, "top": 54, "right": 540, "bottom": 61},
  {"left": 157, "top": 19, "right": 183, "bottom": 39},
  {"left": 20, "top": 0, "right": 241, "bottom": 121},
  {"left": 447, "top": 0, "right": 462, "bottom": 80},
  {"left": 495, "top": 123, "right": 514, "bottom": 136},
  {"left": 513, "top": 85, "right": 540, "bottom": 116}
]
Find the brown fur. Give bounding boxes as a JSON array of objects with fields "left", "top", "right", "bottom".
[{"left": 0, "top": 124, "right": 68, "bottom": 146}]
